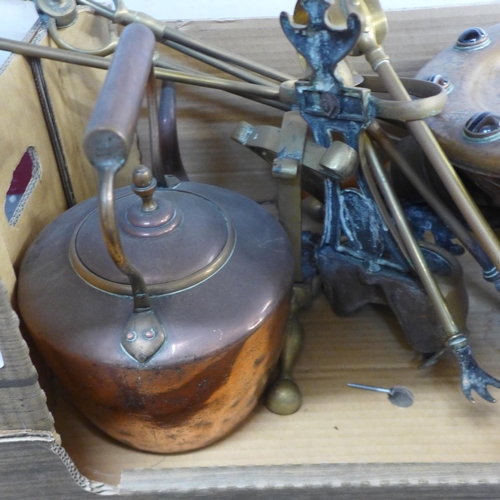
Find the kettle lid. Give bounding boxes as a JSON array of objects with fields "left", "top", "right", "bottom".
[{"left": 70, "top": 168, "right": 235, "bottom": 296}]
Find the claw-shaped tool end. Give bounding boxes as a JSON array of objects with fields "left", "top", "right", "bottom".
[{"left": 449, "top": 335, "right": 500, "bottom": 404}]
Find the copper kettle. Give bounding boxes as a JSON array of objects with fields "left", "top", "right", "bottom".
[{"left": 18, "top": 24, "right": 293, "bottom": 453}]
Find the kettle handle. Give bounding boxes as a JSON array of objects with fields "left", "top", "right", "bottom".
[
  {"left": 84, "top": 23, "right": 154, "bottom": 174},
  {"left": 83, "top": 24, "right": 166, "bottom": 363}
]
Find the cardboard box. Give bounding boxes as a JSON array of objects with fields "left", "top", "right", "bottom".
[{"left": 3, "top": 3, "right": 500, "bottom": 498}]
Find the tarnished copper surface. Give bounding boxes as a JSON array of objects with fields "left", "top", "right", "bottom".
[
  {"left": 34, "top": 297, "right": 288, "bottom": 453},
  {"left": 18, "top": 181, "right": 293, "bottom": 452},
  {"left": 417, "top": 24, "right": 500, "bottom": 181}
]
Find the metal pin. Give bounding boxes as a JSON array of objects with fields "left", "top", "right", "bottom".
[{"left": 347, "top": 383, "right": 414, "bottom": 407}]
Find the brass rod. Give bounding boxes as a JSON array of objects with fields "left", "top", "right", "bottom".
[
  {"left": 154, "top": 56, "right": 290, "bottom": 110},
  {"left": 275, "top": 111, "right": 307, "bottom": 282},
  {"left": 357, "top": 138, "right": 411, "bottom": 265},
  {"left": 363, "top": 134, "right": 459, "bottom": 339},
  {"left": 153, "top": 67, "right": 280, "bottom": 99},
  {"left": 161, "top": 39, "right": 281, "bottom": 88},
  {"left": 155, "top": 55, "right": 210, "bottom": 77},
  {"left": 159, "top": 26, "right": 293, "bottom": 83},
  {"left": 0, "top": 37, "right": 281, "bottom": 100},
  {"left": 0, "top": 36, "right": 109, "bottom": 69}
]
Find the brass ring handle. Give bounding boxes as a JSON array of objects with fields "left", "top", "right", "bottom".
[
  {"left": 366, "top": 76, "right": 448, "bottom": 122},
  {"left": 47, "top": 16, "right": 119, "bottom": 57}
]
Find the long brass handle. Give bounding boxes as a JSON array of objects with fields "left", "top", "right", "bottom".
[
  {"left": 83, "top": 22, "right": 154, "bottom": 311},
  {"left": 83, "top": 23, "right": 166, "bottom": 363}
]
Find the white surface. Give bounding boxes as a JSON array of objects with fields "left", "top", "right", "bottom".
[
  {"left": 0, "top": 0, "right": 39, "bottom": 67},
  {"left": 381, "top": 0, "right": 497, "bottom": 8},
  {"left": 127, "top": 0, "right": 499, "bottom": 20}
]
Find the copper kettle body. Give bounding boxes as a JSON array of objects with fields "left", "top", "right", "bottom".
[{"left": 17, "top": 24, "right": 294, "bottom": 453}]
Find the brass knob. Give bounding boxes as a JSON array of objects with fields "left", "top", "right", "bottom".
[
  {"left": 132, "top": 165, "right": 158, "bottom": 213},
  {"left": 126, "top": 165, "right": 181, "bottom": 236}
]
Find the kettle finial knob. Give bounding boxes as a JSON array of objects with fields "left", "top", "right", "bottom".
[{"left": 132, "top": 165, "right": 158, "bottom": 212}]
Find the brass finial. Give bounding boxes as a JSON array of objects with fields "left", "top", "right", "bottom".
[{"left": 132, "top": 165, "right": 158, "bottom": 212}]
